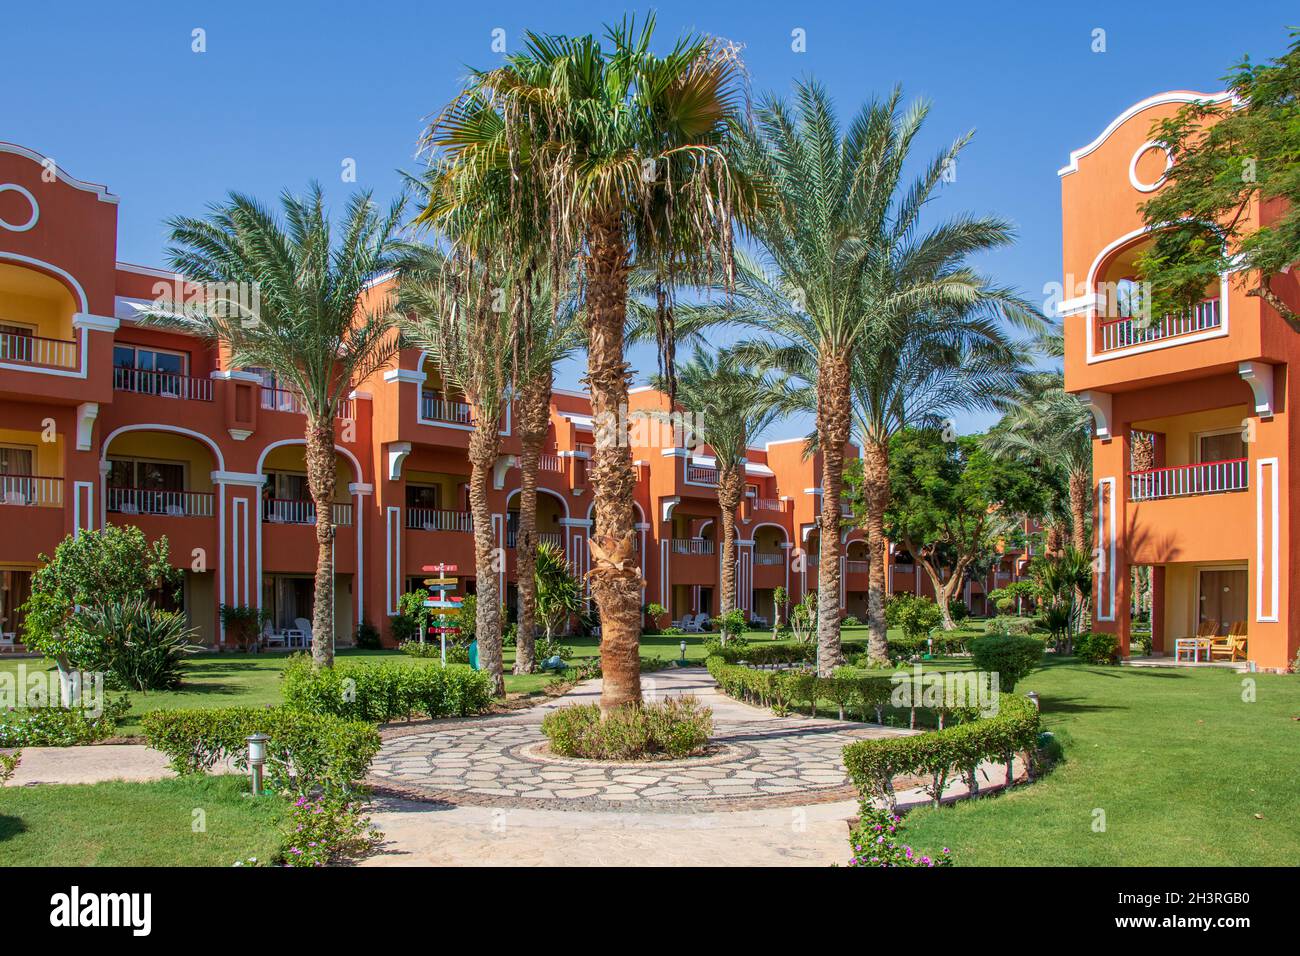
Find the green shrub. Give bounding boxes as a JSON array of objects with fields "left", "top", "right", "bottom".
[
  {"left": 354, "top": 619, "right": 382, "bottom": 650},
  {"left": 220, "top": 604, "right": 269, "bottom": 652},
  {"left": 141, "top": 706, "right": 380, "bottom": 794},
  {"left": 77, "top": 597, "right": 200, "bottom": 690},
  {"left": 885, "top": 594, "right": 943, "bottom": 639},
  {"left": 1074, "top": 631, "right": 1120, "bottom": 665},
  {"left": 661, "top": 626, "right": 684, "bottom": 636},
  {"left": 280, "top": 794, "right": 382, "bottom": 866},
  {"left": 710, "top": 609, "right": 747, "bottom": 640},
  {"left": 842, "top": 693, "right": 1040, "bottom": 810},
  {"left": 398, "top": 641, "right": 471, "bottom": 665},
  {"left": 541, "top": 696, "right": 713, "bottom": 760},
  {"left": 534, "top": 636, "right": 570, "bottom": 661},
  {"left": 841, "top": 615, "right": 862, "bottom": 627},
  {"left": 984, "top": 615, "right": 1037, "bottom": 637},
  {"left": 0, "top": 697, "right": 131, "bottom": 747},
  {"left": 947, "top": 599, "right": 969, "bottom": 624},
  {"left": 847, "top": 803, "right": 952, "bottom": 867},
  {"left": 0, "top": 749, "right": 19, "bottom": 784},
  {"left": 281, "top": 655, "right": 492, "bottom": 722},
  {"left": 968, "top": 634, "right": 1045, "bottom": 692}
]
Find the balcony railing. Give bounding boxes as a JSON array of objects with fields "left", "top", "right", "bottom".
[
  {"left": 575, "top": 442, "right": 597, "bottom": 456},
  {"left": 260, "top": 387, "right": 354, "bottom": 421},
  {"left": 107, "top": 487, "right": 214, "bottom": 517},
  {"left": 1129, "top": 458, "right": 1248, "bottom": 502},
  {"left": 753, "top": 551, "right": 784, "bottom": 566},
  {"left": 670, "top": 538, "right": 714, "bottom": 555},
  {"left": 0, "top": 330, "right": 78, "bottom": 370},
  {"left": 113, "top": 367, "right": 214, "bottom": 402},
  {"left": 846, "top": 560, "right": 870, "bottom": 575},
  {"left": 505, "top": 530, "right": 566, "bottom": 549},
  {"left": 538, "top": 454, "right": 563, "bottom": 473},
  {"left": 1097, "top": 299, "right": 1221, "bottom": 353},
  {"left": 686, "top": 463, "right": 719, "bottom": 484},
  {"left": 406, "top": 507, "right": 473, "bottom": 533},
  {"left": 421, "top": 393, "right": 474, "bottom": 425},
  {"left": 0, "top": 475, "right": 63, "bottom": 507},
  {"left": 750, "top": 497, "right": 783, "bottom": 512},
  {"left": 263, "top": 499, "right": 353, "bottom": 526}
]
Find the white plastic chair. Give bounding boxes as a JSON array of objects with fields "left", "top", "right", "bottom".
[
  {"left": 0, "top": 632, "right": 16, "bottom": 653},
  {"left": 294, "top": 617, "right": 314, "bottom": 650}
]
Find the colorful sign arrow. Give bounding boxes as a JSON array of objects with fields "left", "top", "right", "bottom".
[
  {"left": 421, "top": 564, "right": 458, "bottom": 573},
  {"left": 422, "top": 577, "right": 458, "bottom": 587}
]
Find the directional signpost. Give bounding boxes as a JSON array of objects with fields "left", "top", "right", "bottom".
[{"left": 422, "top": 564, "right": 459, "bottom": 667}]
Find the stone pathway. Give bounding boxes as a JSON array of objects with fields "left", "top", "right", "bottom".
[{"left": 368, "top": 667, "right": 904, "bottom": 812}]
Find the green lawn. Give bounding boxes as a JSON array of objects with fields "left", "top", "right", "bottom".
[
  {"left": 899, "top": 658, "right": 1300, "bottom": 866},
  {"left": 0, "top": 774, "right": 284, "bottom": 866}
]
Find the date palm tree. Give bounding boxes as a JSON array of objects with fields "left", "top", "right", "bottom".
[
  {"left": 512, "top": 275, "right": 582, "bottom": 674},
  {"left": 649, "top": 348, "right": 794, "bottom": 619},
  {"left": 138, "top": 186, "right": 407, "bottom": 667},
  {"left": 712, "top": 81, "right": 1030, "bottom": 674},
  {"left": 399, "top": 248, "right": 514, "bottom": 696},
  {"left": 418, "top": 15, "right": 754, "bottom": 712}
]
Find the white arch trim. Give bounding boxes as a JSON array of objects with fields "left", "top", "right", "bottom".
[
  {"left": 0, "top": 143, "right": 119, "bottom": 203},
  {"left": 0, "top": 251, "right": 89, "bottom": 311},
  {"left": 1057, "top": 91, "right": 1232, "bottom": 177},
  {"left": 256, "top": 439, "right": 363, "bottom": 483},
  {"left": 101, "top": 423, "right": 226, "bottom": 471},
  {"left": 505, "top": 485, "right": 571, "bottom": 518},
  {"left": 749, "top": 521, "right": 790, "bottom": 543}
]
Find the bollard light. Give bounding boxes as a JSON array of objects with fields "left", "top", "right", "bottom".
[
  {"left": 246, "top": 733, "right": 269, "bottom": 796},
  {"left": 680, "top": 640, "right": 687, "bottom": 660},
  {"left": 1025, "top": 691, "right": 1040, "bottom": 711}
]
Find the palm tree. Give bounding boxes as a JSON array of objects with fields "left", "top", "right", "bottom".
[
  {"left": 399, "top": 249, "right": 514, "bottom": 696},
  {"left": 511, "top": 275, "right": 582, "bottom": 674},
  {"left": 711, "top": 81, "right": 1030, "bottom": 674},
  {"left": 985, "top": 380, "right": 1093, "bottom": 554},
  {"left": 139, "top": 186, "right": 407, "bottom": 667},
  {"left": 418, "top": 16, "right": 753, "bottom": 713},
  {"left": 649, "top": 348, "right": 793, "bottom": 620}
]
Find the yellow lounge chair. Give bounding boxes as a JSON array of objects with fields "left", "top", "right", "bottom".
[{"left": 1210, "top": 622, "right": 1247, "bottom": 662}]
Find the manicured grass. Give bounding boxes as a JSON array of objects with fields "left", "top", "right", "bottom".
[
  {"left": 899, "top": 659, "right": 1300, "bottom": 866},
  {"left": 0, "top": 774, "right": 284, "bottom": 867}
]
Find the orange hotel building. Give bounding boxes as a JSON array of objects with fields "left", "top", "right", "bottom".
[
  {"left": 1063, "top": 91, "right": 1300, "bottom": 671},
  {"left": 0, "top": 142, "right": 1027, "bottom": 649}
]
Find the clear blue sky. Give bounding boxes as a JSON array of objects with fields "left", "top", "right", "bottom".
[{"left": 4, "top": 1, "right": 1293, "bottom": 441}]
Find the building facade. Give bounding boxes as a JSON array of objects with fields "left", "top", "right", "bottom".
[
  {"left": 1062, "top": 92, "right": 1300, "bottom": 671},
  {"left": 0, "top": 142, "right": 1022, "bottom": 649}
]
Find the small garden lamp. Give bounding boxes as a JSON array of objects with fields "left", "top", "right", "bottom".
[
  {"left": 246, "top": 733, "right": 270, "bottom": 796},
  {"left": 1025, "top": 691, "right": 1040, "bottom": 711},
  {"left": 679, "top": 639, "right": 688, "bottom": 664}
]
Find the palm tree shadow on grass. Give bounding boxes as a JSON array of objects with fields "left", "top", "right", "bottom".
[{"left": 0, "top": 815, "right": 27, "bottom": 842}]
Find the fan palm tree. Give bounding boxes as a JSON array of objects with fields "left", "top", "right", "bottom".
[
  {"left": 649, "top": 348, "right": 794, "bottom": 618},
  {"left": 137, "top": 186, "right": 407, "bottom": 667},
  {"left": 399, "top": 248, "right": 515, "bottom": 696},
  {"left": 417, "top": 15, "right": 754, "bottom": 712},
  {"left": 707, "top": 81, "right": 1031, "bottom": 674},
  {"left": 511, "top": 275, "right": 583, "bottom": 674}
]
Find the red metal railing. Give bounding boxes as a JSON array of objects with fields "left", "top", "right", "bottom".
[{"left": 1129, "top": 458, "right": 1248, "bottom": 501}]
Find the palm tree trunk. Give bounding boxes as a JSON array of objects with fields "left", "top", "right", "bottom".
[
  {"left": 513, "top": 378, "right": 551, "bottom": 675},
  {"left": 814, "top": 350, "right": 851, "bottom": 676},
  {"left": 863, "top": 437, "right": 890, "bottom": 665},
  {"left": 1068, "top": 470, "right": 1089, "bottom": 554},
  {"left": 584, "top": 213, "right": 641, "bottom": 714},
  {"left": 304, "top": 417, "right": 337, "bottom": 667},
  {"left": 468, "top": 418, "right": 504, "bottom": 696},
  {"left": 716, "top": 466, "right": 743, "bottom": 620}
]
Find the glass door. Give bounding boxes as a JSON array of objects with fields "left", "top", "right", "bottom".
[{"left": 1198, "top": 569, "right": 1248, "bottom": 636}]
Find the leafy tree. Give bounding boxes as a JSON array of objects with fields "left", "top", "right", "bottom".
[
  {"left": 988, "top": 580, "right": 1038, "bottom": 616},
  {"left": 771, "top": 585, "right": 789, "bottom": 638},
  {"left": 419, "top": 15, "right": 752, "bottom": 713},
  {"left": 1136, "top": 32, "right": 1300, "bottom": 330},
  {"left": 22, "top": 527, "right": 182, "bottom": 703},
  {"left": 139, "top": 186, "right": 407, "bottom": 667},
  {"left": 535, "top": 542, "right": 583, "bottom": 645},
  {"left": 885, "top": 594, "right": 944, "bottom": 641},
  {"left": 885, "top": 429, "right": 1047, "bottom": 629}
]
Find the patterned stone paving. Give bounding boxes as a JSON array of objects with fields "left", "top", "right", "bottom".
[{"left": 367, "top": 668, "right": 908, "bottom": 813}]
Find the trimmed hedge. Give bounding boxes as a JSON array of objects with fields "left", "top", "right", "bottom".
[
  {"left": 141, "top": 707, "right": 381, "bottom": 794},
  {"left": 541, "top": 696, "right": 713, "bottom": 760},
  {"left": 0, "top": 697, "right": 131, "bottom": 747},
  {"left": 968, "top": 633, "right": 1045, "bottom": 692},
  {"left": 281, "top": 655, "right": 492, "bottom": 722},
  {"left": 842, "top": 693, "right": 1041, "bottom": 810},
  {"left": 984, "top": 615, "right": 1038, "bottom": 637}
]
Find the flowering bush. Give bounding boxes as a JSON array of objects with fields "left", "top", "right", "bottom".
[
  {"left": 279, "top": 794, "right": 382, "bottom": 867},
  {"left": 0, "top": 696, "right": 131, "bottom": 747},
  {"left": 845, "top": 804, "right": 952, "bottom": 867}
]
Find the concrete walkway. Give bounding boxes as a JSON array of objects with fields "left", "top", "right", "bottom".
[{"left": 4, "top": 743, "right": 173, "bottom": 786}]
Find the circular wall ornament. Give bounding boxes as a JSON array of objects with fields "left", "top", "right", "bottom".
[
  {"left": 1128, "top": 141, "right": 1172, "bottom": 193},
  {"left": 0, "top": 184, "right": 39, "bottom": 232}
]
